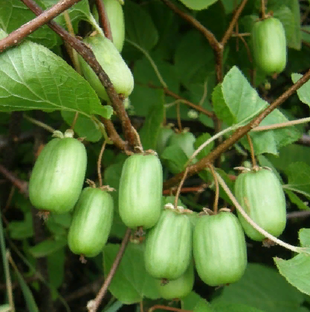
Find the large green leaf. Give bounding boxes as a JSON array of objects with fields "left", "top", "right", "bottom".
[
  {"left": 182, "top": 291, "right": 213, "bottom": 311},
  {"left": 212, "top": 263, "right": 304, "bottom": 312},
  {"left": 293, "top": 73, "right": 310, "bottom": 107},
  {"left": 103, "top": 243, "right": 160, "bottom": 304},
  {"left": 274, "top": 229, "right": 310, "bottom": 296},
  {"left": 124, "top": 0, "right": 159, "bottom": 50},
  {"left": 28, "top": 237, "right": 67, "bottom": 258},
  {"left": 177, "top": 0, "right": 218, "bottom": 11},
  {"left": 213, "top": 66, "right": 300, "bottom": 155},
  {"left": 0, "top": 32, "right": 113, "bottom": 122}
]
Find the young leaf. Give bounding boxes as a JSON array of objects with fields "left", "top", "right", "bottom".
[
  {"left": 0, "top": 32, "right": 112, "bottom": 120},
  {"left": 103, "top": 243, "right": 160, "bottom": 304}
]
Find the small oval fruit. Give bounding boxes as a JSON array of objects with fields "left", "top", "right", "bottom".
[
  {"left": 156, "top": 261, "right": 194, "bottom": 300},
  {"left": 252, "top": 17, "right": 287, "bottom": 75},
  {"left": 79, "top": 31, "right": 134, "bottom": 101},
  {"left": 118, "top": 153, "right": 163, "bottom": 229},
  {"left": 68, "top": 187, "right": 114, "bottom": 258},
  {"left": 167, "top": 131, "right": 196, "bottom": 158},
  {"left": 234, "top": 167, "right": 286, "bottom": 241},
  {"left": 156, "top": 126, "right": 174, "bottom": 157},
  {"left": 29, "top": 131, "right": 87, "bottom": 214},
  {"left": 193, "top": 211, "right": 247, "bottom": 286},
  {"left": 144, "top": 207, "right": 192, "bottom": 280},
  {"left": 93, "top": 0, "right": 125, "bottom": 52}
]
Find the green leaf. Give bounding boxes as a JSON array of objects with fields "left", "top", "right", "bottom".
[
  {"left": 139, "top": 96, "right": 165, "bottom": 150},
  {"left": 212, "top": 66, "right": 268, "bottom": 126},
  {"left": 161, "top": 145, "right": 189, "bottom": 174},
  {"left": 177, "top": 0, "right": 218, "bottom": 11},
  {"left": 285, "top": 189, "right": 310, "bottom": 211},
  {"left": 28, "top": 237, "right": 67, "bottom": 258},
  {"left": 103, "top": 243, "right": 160, "bottom": 304},
  {"left": 299, "top": 228, "right": 310, "bottom": 247},
  {"left": 268, "top": 0, "right": 301, "bottom": 50},
  {"left": 293, "top": 73, "right": 310, "bottom": 107},
  {"left": 0, "top": 0, "right": 60, "bottom": 49},
  {"left": 7, "top": 212, "right": 34, "bottom": 240},
  {"left": 0, "top": 33, "right": 112, "bottom": 120},
  {"left": 214, "top": 67, "right": 300, "bottom": 155},
  {"left": 174, "top": 31, "right": 214, "bottom": 86},
  {"left": 212, "top": 263, "right": 304, "bottom": 312},
  {"left": 182, "top": 291, "right": 213, "bottom": 311},
  {"left": 283, "top": 162, "right": 310, "bottom": 199},
  {"left": 124, "top": 0, "right": 159, "bottom": 50},
  {"left": 212, "top": 303, "right": 265, "bottom": 312},
  {"left": 13, "top": 265, "right": 39, "bottom": 312},
  {"left": 194, "top": 132, "right": 214, "bottom": 160},
  {"left": 221, "top": 0, "right": 243, "bottom": 14},
  {"left": 61, "top": 111, "right": 103, "bottom": 142}
]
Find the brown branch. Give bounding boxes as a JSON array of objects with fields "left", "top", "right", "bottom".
[
  {"left": 11, "top": 0, "right": 137, "bottom": 150},
  {"left": 100, "top": 117, "right": 127, "bottom": 151},
  {"left": 0, "top": 0, "right": 83, "bottom": 52},
  {"left": 163, "top": 67, "right": 310, "bottom": 189},
  {"left": 221, "top": 0, "right": 248, "bottom": 46},
  {"left": 94, "top": 0, "right": 113, "bottom": 40},
  {"left": 160, "top": 0, "right": 223, "bottom": 82},
  {"left": 0, "top": 165, "right": 28, "bottom": 196},
  {"left": 164, "top": 88, "right": 214, "bottom": 118},
  {"left": 88, "top": 228, "right": 132, "bottom": 312},
  {"left": 148, "top": 305, "right": 192, "bottom": 312}
]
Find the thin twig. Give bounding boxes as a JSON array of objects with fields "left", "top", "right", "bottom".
[
  {"left": 164, "top": 88, "right": 214, "bottom": 118},
  {"left": 246, "top": 133, "right": 257, "bottom": 167},
  {"left": 148, "top": 305, "right": 191, "bottom": 312},
  {"left": 173, "top": 167, "right": 189, "bottom": 209},
  {"left": 208, "top": 165, "right": 219, "bottom": 214},
  {"left": 221, "top": 0, "right": 248, "bottom": 46},
  {"left": 16, "top": 0, "right": 138, "bottom": 150},
  {"left": 5, "top": 251, "right": 15, "bottom": 312},
  {"left": 164, "top": 67, "right": 310, "bottom": 189},
  {"left": 0, "top": 0, "right": 83, "bottom": 51},
  {"left": 261, "top": 0, "right": 266, "bottom": 19},
  {"left": 95, "top": 0, "right": 113, "bottom": 40},
  {"left": 160, "top": 0, "right": 223, "bottom": 82},
  {"left": 287, "top": 210, "right": 310, "bottom": 219},
  {"left": 97, "top": 140, "right": 107, "bottom": 187},
  {"left": 87, "top": 228, "right": 131, "bottom": 312},
  {"left": 24, "top": 114, "right": 55, "bottom": 133},
  {"left": 0, "top": 165, "right": 28, "bottom": 196}
]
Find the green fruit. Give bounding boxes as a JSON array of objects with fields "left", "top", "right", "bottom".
[
  {"left": 193, "top": 211, "right": 247, "bottom": 286},
  {"left": 168, "top": 131, "right": 196, "bottom": 158},
  {"left": 144, "top": 207, "right": 192, "bottom": 280},
  {"left": 29, "top": 131, "right": 87, "bottom": 214},
  {"left": 252, "top": 17, "right": 287, "bottom": 75},
  {"left": 156, "top": 126, "right": 174, "bottom": 157},
  {"left": 93, "top": 0, "right": 125, "bottom": 52},
  {"left": 156, "top": 261, "right": 194, "bottom": 299},
  {"left": 118, "top": 153, "right": 163, "bottom": 229},
  {"left": 79, "top": 32, "right": 134, "bottom": 101},
  {"left": 234, "top": 167, "right": 286, "bottom": 241},
  {"left": 68, "top": 187, "right": 114, "bottom": 257}
]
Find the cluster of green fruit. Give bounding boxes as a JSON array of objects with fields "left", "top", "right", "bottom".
[
  {"left": 251, "top": 16, "right": 287, "bottom": 75},
  {"left": 28, "top": 127, "right": 287, "bottom": 300}
]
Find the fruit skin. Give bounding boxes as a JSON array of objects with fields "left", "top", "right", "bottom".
[
  {"left": 156, "top": 261, "right": 194, "bottom": 299},
  {"left": 79, "top": 32, "right": 134, "bottom": 101},
  {"left": 68, "top": 187, "right": 114, "bottom": 258},
  {"left": 118, "top": 154, "right": 163, "bottom": 229},
  {"left": 93, "top": 0, "right": 125, "bottom": 52},
  {"left": 167, "top": 131, "right": 196, "bottom": 158},
  {"left": 29, "top": 137, "right": 87, "bottom": 214},
  {"left": 193, "top": 211, "right": 247, "bottom": 286},
  {"left": 156, "top": 126, "right": 174, "bottom": 157},
  {"left": 144, "top": 208, "right": 192, "bottom": 280},
  {"left": 252, "top": 17, "right": 287, "bottom": 75},
  {"left": 234, "top": 168, "right": 287, "bottom": 241}
]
